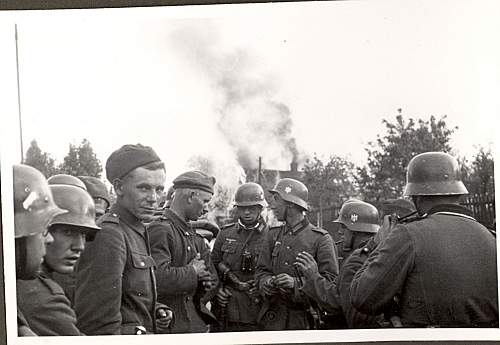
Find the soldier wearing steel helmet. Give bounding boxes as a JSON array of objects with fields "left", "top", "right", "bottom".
[
  {"left": 14, "top": 164, "right": 66, "bottom": 336},
  {"left": 17, "top": 182, "right": 100, "bottom": 335},
  {"left": 255, "top": 178, "right": 339, "bottom": 330},
  {"left": 210, "top": 182, "right": 269, "bottom": 332},
  {"left": 334, "top": 200, "right": 380, "bottom": 266},
  {"left": 293, "top": 199, "right": 382, "bottom": 329},
  {"left": 78, "top": 176, "right": 111, "bottom": 219},
  {"left": 351, "top": 152, "right": 498, "bottom": 327}
]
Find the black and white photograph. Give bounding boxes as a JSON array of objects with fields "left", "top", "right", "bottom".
[{"left": 0, "top": 0, "right": 499, "bottom": 344}]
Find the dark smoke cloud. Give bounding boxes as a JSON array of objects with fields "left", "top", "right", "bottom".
[{"left": 169, "top": 24, "right": 302, "bottom": 170}]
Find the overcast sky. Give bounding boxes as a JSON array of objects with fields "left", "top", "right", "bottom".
[{"left": 1, "top": 0, "right": 499, "bottom": 187}]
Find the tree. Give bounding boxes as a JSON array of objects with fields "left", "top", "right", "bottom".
[
  {"left": 462, "top": 146, "right": 495, "bottom": 196},
  {"left": 24, "top": 140, "right": 58, "bottom": 177},
  {"left": 358, "top": 111, "right": 457, "bottom": 202},
  {"left": 59, "top": 139, "right": 102, "bottom": 177},
  {"left": 302, "top": 153, "right": 359, "bottom": 211}
]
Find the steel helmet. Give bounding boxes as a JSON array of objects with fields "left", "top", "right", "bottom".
[
  {"left": 269, "top": 178, "right": 309, "bottom": 211},
  {"left": 14, "top": 164, "right": 67, "bottom": 238},
  {"left": 333, "top": 199, "right": 380, "bottom": 233},
  {"left": 49, "top": 184, "right": 101, "bottom": 233},
  {"left": 404, "top": 152, "right": 468, "bottom": 196},
  {"left": 235, "top": 182, "right": 268, "bottom": 208},
  {"left": 77, "top": 175, "right": 111, "bottom": 207},
  {"left": 48, "top": 174, "right": 87, "bottom": 191}
]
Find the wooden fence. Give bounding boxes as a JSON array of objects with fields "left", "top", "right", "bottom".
[
  {"left": 461, "top": 194, "right": 495, "bottom": 228},
  {"left": 310, "top": 194, "right": 496, "bottom": 231}
]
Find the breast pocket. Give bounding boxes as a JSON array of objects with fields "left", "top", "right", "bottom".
[
  {"left": 221, "top": 241, "right": 240, "bottom": 267},
  {"left": 125, "top": 252, "right": 155, "bottom": 295}
]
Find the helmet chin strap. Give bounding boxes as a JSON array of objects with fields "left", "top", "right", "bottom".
[
  {"left": 238, "top": 218, "right": 260, "bottom": 230},
  {"left": 342, "top": 232, "right": 355, "bottom": 253}
]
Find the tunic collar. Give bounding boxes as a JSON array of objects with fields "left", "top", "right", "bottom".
[
  {"left": 111, "top": 202, "right": 145, "bottom": 235},
  {"left": 163, "top": 208, "right": 192, "bottom": 233}
]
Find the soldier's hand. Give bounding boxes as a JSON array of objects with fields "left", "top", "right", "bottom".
[
  {"left": 274, "top": 273, "right": 295, "bottom": 289},
  {"left": 373, "top": 215, "right": 395, "bottom": 246},
  {"left": 156, "top": 308, "right": 173, "bottom": 332},
  {"left": 202, "top": 273, "right": 218, "bottom": 291},
  {"left": 295, "top": 251, "right": 319, "bottom": 278},
  {"left": 215, "top": 287, "right": 232, "bottom": 307},
  {"left": 261, "top": 276, "right": 279, "bottom": 296},
  {"left": 190, "top": 254, "right": 207, "bottom": 277},
  {"left": 247, "top": 279, "right": 258, "bottom": 295}
]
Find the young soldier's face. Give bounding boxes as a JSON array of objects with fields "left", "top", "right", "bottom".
[
  {"left": 117, "top": 167, "right": 166, "bottom": 222},
  {"left": 45, "top": 225, "right": 86, "bottom": 274},
  {"left": 236, "top": 205, "right": 261, "bottom": 226}
]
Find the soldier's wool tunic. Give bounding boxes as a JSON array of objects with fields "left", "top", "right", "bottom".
[
  {"left": 148, "top": 209, "right": 218, "bottom": 333},
  {"left": 211, "top": 220, "right": 268, "bottom": 328},
  {"left": 351, "top": 204, "right": 498, "bottom": 327},
  {"left": 75, "top": 203, "right": 164, "bottom": 335},
  {"left": 17, "top": 265, "right": 82, "bottom": 336},
  {"left": 255, "top": 218, "right": 339, "bottom": 330}
]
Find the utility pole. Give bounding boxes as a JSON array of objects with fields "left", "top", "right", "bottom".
[
  {"left": 15, "top": 23, "right": 24, "bottom": 163},
  {"left": 258, "top": 156, "right": 262, "bottom": 185}
]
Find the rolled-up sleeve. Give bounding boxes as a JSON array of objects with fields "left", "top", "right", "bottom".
[{"left": 350, "top": 226, "right": 415, "bottom": 315}]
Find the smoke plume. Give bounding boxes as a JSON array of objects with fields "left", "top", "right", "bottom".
[{"left": 169, "top": 24, "right": 302, "bottom": 171}]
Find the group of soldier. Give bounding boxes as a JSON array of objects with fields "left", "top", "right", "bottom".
[{"left": 13, "top": 143, "right": 499, "bottom": 336}]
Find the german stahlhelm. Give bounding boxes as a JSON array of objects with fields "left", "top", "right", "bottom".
[
  {"left": 333, "top": 199, "right": 380, "bottom": 233},
  {"left": 49, "top": 184, "right": 101, "bottom": 235},
  {"left": 48, "top": 174, "right": 87, "bottom": 190},
  {"left": 404, "top": 152, "right": 468, "bottom": 196},
  {"left": 269, "top": 178, "right": 309, "bottom": 211},
  {"left": 14, "top": 164, "right": 67, "bottom": 238},
  {"left": 234, "top": 183, "right": 268, "bottom": 208}
]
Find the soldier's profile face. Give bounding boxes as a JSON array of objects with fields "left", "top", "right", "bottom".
[
  {"left": 24, "top": 231, "right": 54, "bottom": 278},
  {"left": 117, "top": 166, "right": 166, "bottom": 222},
  {"left": 269, "top": 193, "right": 287, "bottom": 221},
  {"left": 45, "top": 225, "right": 86, "bottom": 274},
  {"left": 187, "top": 190, "right": 212, "bottom": 221},
  {"left": 93, "top": 198, "right": 108, "bottom": 219},
  {"left": 236, "top": 205, "right": 261, "bottom": 226}
]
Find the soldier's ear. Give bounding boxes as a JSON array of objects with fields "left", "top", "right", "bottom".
[{"left": 113, "top": 179, "right": 124, "bottom": 197}]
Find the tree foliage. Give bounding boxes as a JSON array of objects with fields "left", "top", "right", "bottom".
[
  {"left": 461, "top": 146, "right": 495, "bottom": 196},
  {"left": 302, "top": 154, "right": 358, "bottom": 211},
  {"left": 357, "top": 112, "right": 457, "bottom": 202},
  {"left": 59, "top": 139, "right": 102, "bottom": 178},
  {"left": 24, "top": 140, "right": 58, "bottom": 177}
]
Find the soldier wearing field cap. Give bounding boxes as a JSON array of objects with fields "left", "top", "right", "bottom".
[
  {"left": 148, "top": 171, "right": 219, "bottom": 333},
  {"left": 75, "top": 144, "right": 172, "bottom": 335},
  {"left": 255, "top": 178, "right": 339, "bottom": 330},
  {"left": 351, "top": 152, "right": 498, "bottom": 327},
  {"left": 78, "top": 176, "right": 111, "bottom": 219}
]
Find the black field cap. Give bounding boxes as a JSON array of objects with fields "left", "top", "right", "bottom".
[
  {"left": 173, "top": 171, "right": 216, "bottom": 194},
  {"left": 105, "top": 144, "right": 161, "bottom": 183}
]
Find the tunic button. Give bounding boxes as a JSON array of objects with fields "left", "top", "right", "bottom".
[
  {"left": 284, "top": 262, "right": 289, "bottom": 265},
  {"left": 186, "top": 296, "right": 191, "bottom": 301},
  {"left": 112, "top": 213, "right": 117, "bottom": 217},
  {"left": 187, "top": 246, "right": 191, "bottom": 251},
  {"left": 138, "top": 292, "right": 142, "bottom": 296},
  {"left": 140, "top": 261, "right": 145, "bottom": 267},
  {"left": 286, "top": 246, "right": 291, "bottom": 249}
]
